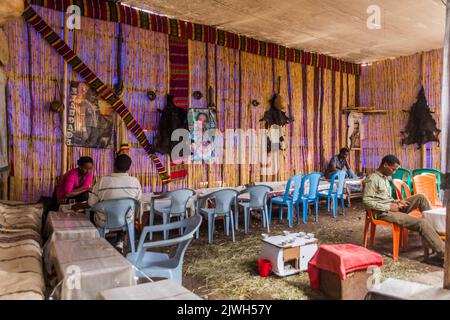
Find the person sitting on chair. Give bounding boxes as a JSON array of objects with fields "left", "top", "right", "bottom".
[
  {"left": 325, "top": 147, "right": 355, "bottom": 179},
  {"left": 362, "top": 154, "right": 444, "bottom": 264},
  {"left": 54, "top": 156, "right": 94, "bottom": 205},
  {"left": 75, "top": 154, "right": 142, "bottom": 253}
]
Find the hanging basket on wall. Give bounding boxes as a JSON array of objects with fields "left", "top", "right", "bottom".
[
  {"left": 147, "top": 90, "right": 157, "bottom": 101},
  {"left": 193, "top": 91, "right": 203, "bottom": 100},
  {"left": 49, "top": 81, "right": 64, "bottom": 113}
]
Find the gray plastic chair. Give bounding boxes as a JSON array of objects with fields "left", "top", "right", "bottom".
[
  {"left": 237, "top": 185, "right": 273, "bottom": 234},
  {"left": 127, "top": 215, "right": 202, "bottom": 285},
  {"left": 87, "top": 198, "right": 139, "bottom": 254},
  {"left": 149, "top": 188, "right": 195, "bottom": 240},
  {"left": 196, "top": 189, "right": 238, "bottom": 244}
]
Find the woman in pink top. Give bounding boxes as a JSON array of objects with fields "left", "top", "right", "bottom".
[{"left": 54, "top": 156, "right": 94, "bottom": 204}]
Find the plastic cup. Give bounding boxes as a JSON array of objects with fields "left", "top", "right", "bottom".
[{"left": 258, "top": 259, "right": 272, "bottom": 277}]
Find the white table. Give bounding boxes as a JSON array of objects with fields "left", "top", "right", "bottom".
[
  {"left": 51, "top": 238, "right": 137, "bottom": 300},
  {"left": 44, "top": 211, "right": 99, "bottom": 241},
  {"left": 423, "top": 207, "right": 446, "bottom": 235}
]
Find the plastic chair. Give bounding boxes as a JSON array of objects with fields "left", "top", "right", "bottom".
[
  {"left": 196, "top": 189, "right": 238, "bottom": 244},
  {"left": 412, "top": 168, "right": 442, "bottom": 197},
  {"left": 318, "top": 171, "right": 346, "bottom": 218},
  {"left": 392, "top": 168, "right": 413, "bottom": 193},
  {"left": 391, "top": 179, "right": 423, "bottom": 250},
  {"left": 296, "top": 172, "right": 322, "bottom": 224},
  {"left": 237, "top": 185, "right": 273, "bottom": 234},
  {"left": 268, "top": 174, "right": 302, "bottom": 228},
  {"left": 88, "top": 198, "right": 139, "bottom": 254},
  {"left": 413, "top": 174, "right": 443, "bottom": 207},
  {"left": 149, "top": 189, "right": 195, "bottom": 240},
  {"left": 363, "top": 208, "right": 404, "bottom": 261},
  {"left": 127, "top": 215, "right": 202, "bottom": 285}
]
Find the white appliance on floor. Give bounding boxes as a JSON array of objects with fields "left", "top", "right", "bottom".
[{"left": 260, "top": 232, "right": 318, "bottom": 277}]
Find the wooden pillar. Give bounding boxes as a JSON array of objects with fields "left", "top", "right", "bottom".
[
  {"left": 440, "top": 0, "right": 450, "bottom": 290},
  {"left": 421, "top": 145, "right": 427, "bottom": 168},
  {"left": 60, "top": 13, "right": 69, "bottom": 177}
]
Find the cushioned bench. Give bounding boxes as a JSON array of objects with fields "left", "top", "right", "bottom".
[{"left": 0, "top": 202, "right": 45, "bottom": 300}]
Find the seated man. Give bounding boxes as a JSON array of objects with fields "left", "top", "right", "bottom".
[
  {"left": 86, "top": 154, "right": 142, "bottom": 252},
  {"left": 363, "top": 155, "right": 444, "bottom": 263},
  {"left": 325, "top": 147, "right": 355, "bottom": 179}
]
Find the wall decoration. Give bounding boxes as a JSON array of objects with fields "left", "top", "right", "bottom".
[
  {"left": 347, "top": 111, "right": 364, "bottom": 149},
  {"left": 189, "top": 108, "right": 217, "bottom": 162},
  {"left": 169, "top": 36, "right": 189, "bottom": 108},
  {"left": 49, "top": 81, "right": 64, "bottom": 113},
  {"left": 147, "top": 90, "right": 156, "bottom": 101},
  {"left": 401, "top": 86, "right": 440, "bottom": 149},
  {"left": 67, "top": 81, "right": 114, "bottom": 149},
  {"left": 251, "top": 99, "right": 260, "bottom": 107},
  {"left": 22, "top": 4, "right": 170, "bottom": 184},
  {"left": 260, "top": 94, "right": 293, "bottom": 152},
  {"left": 193, "top": 91, "right": 203, "bottom": 100},
  {"left": 0, "top": 66, "right": 7, "bottom": 171},
  {"left": 153, "top": 94, "right": 188, "bottom": 155}
]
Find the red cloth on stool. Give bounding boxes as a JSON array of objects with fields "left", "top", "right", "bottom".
[{"left": 308, "top": 244, "right": 383, "bottom": 290}]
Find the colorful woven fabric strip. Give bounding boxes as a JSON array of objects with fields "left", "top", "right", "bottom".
[
  {"left": 28, "top": 0, "right": 361, "bottom": 75},
  {"left": 168, "top": 36, "right": 189, "bottom": 180},
  {"left": 22, "top": 3, "right": 171, "bottom": 184}
]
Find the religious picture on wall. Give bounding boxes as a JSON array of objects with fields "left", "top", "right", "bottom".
[
  {"left": 188, "top": 108, "right": 217, "bottom": 162},
  {"left": 0, "top": 66, "right": 8, "bottom": 171},
  {"left": 347, "top": 112, "right": 364, "bottom": 149},
  {"left": 67, "top": 81, "right": 114, "bottom": 148}
]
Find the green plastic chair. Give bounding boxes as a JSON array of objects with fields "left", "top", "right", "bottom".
[
  {"left": 412, "top": 168, "right": 442, "bottom": 197},
  {"left": 391, "top": 168, "right": 413, "bottom": 198}
]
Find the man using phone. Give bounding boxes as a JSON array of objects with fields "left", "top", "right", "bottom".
[{"left": 363, "top": 154, "right": 444, "bottom": 263}]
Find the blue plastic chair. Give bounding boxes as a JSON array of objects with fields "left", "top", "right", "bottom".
[
  {"left": 127, "top": 215, "right": 202, "bottom": 285},
  {"left": 196, "top": 189, "right": 238, "bottom": 244},
  {"left": 268, "top": 174, "right": 302, "bottom": 228},
  {"left": 149, "top": 189, "right": 195, "bottom": 240},
  {"left": 237, "top": 185, "right": 273, "bottom": 234},
  {"left": 318, "top": 171, "right": 346, "bottom": 218},
  {"left": 296, "top": 172, "right": 322, "bottom": 224},
  {"left": 88, "top": 198, "right": 139, "bottom": 254}
]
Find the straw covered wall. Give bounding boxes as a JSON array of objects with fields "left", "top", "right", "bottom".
[
  {"left": 2, "top": 5, "right": 357, "bottom": 201},
  {"left": 360, "top": 49, "right": 442, "bottom": 172}
]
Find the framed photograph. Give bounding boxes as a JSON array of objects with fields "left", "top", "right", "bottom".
[
  {"left": 67, "top": 81, "right": 114, "bottom": 148},
  {"left": 188, "top": 108, "right": 217, "bottom": 161}
]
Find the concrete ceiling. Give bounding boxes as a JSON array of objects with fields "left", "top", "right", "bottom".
[{"left": 121, "top": 0, "right": 447, "bottom": 64}]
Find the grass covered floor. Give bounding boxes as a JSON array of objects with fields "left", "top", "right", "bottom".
[{"left": 181, "top": 202, "right": 442, "bottom": 299}]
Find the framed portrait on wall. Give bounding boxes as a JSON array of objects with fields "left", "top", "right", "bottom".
[
  {"left": 67, "top": 81, "right": 114, "bottom": 148},
  {"left": 0, "top": 65, "right": 8, "bottom": 171},
  {"left": 188, "top": 108, "right": 217, "bottom": 162}
]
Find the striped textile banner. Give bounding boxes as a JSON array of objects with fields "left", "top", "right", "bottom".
[
  {"left": 22, "top": 3, "right": 172, "bottom": 184},
  {"left": 168, "top": 36, "right": 189, "bottom": 180},
  {"left": 28, "top": 0, "right": 361, "bottom": 75},
  {"left": 169, "top": 36, "right": 189, "bottom": 109}
]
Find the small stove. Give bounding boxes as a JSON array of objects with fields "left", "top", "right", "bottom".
[{"left": 260, "top": 232, "right": 318, "bottom": 277}]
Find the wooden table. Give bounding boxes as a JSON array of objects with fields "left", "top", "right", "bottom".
[
  {"left": 51, "top": 238, "right": 136, "bottom": 300},
  {"left": 97, "top": 279, "right": 202, "bottom": 300}
]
